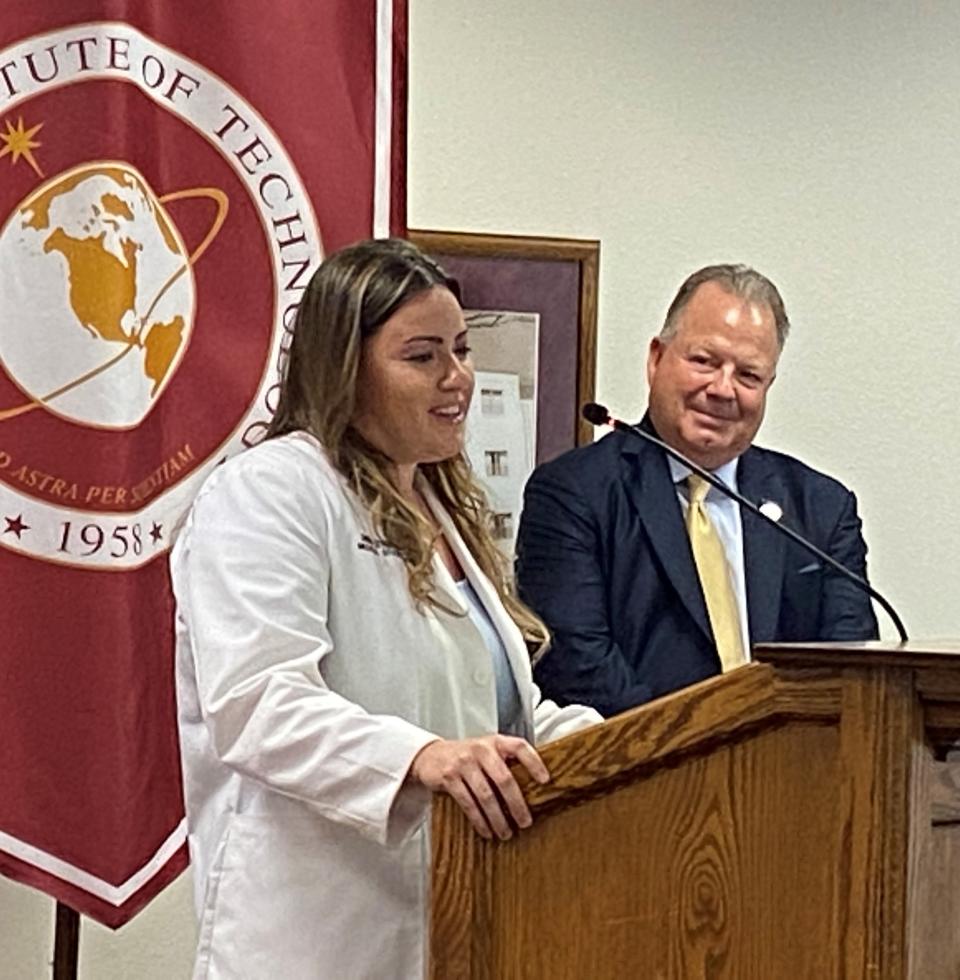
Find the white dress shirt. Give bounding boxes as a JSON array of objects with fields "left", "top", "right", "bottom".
[{"left": 668, "top": 455, "right": 751, "bottom": 659}]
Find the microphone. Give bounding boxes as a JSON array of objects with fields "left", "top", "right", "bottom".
[{"left": 581, "top": 402, "right": 908, "bottom": 643}]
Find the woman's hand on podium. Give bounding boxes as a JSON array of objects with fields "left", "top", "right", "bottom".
[{"left": 409, "top": 735, "right": 550, "bottom": 840}]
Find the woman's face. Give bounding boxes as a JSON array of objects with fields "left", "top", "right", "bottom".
[{"left": 352, "top": 286, "right": 474, "bottom": 469}]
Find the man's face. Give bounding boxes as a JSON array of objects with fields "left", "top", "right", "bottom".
[{"left": 646, "top": 281, "right": 780, "bottom": 470}]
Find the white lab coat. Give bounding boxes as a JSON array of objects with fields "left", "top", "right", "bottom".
[{"left": 171, "top": 432, "right": 601, "bottom": 979}]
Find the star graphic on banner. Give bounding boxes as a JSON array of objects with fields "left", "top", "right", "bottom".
[
  {"left": 0, "top": 116, "right": 44, "bottom": 178},
  {"left": 3, "top": 514, "right": 30, "bottom": 538},
  {"left": 149, "top": 522, "right": 163, "bottom": 545}
]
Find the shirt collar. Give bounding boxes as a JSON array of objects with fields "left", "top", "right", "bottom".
[{"left": 668, "top": 454, "right": 740, "bottom": 496}]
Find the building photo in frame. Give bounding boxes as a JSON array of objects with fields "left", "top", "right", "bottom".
[
  {"left": 462, "top": 309, "right": 539, "bottom": 557},
  {"left": 408, "top": 231, "right": 599, "bottom": 560}
]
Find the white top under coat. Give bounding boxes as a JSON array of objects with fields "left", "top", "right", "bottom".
[{"left": 456, "top": 577, "right": 523, "bottom": 733}]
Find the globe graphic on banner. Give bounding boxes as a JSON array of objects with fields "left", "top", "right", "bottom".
[{"left": 0, "top": 163, "right": 199, "bottom": 429}]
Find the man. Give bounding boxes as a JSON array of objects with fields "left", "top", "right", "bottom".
[{"left": 516, "top": 264, "right": 878, "bottom": 717}]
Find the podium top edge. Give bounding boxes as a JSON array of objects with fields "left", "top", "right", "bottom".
[{"left": 754, "top": 640, "right": 960, "bottom": 666}]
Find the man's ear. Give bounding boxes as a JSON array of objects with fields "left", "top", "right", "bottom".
[{"left": 647, "top": 336, "right": 665, "bottom": 387}]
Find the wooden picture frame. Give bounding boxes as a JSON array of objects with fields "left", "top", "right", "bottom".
[{"left": 407, "top": 230, "right": 600, "bottom": 460}]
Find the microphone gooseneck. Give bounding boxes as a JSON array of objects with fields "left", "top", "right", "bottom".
[{"left": 581, "top": 402, "right": 908, "bottom": 643}]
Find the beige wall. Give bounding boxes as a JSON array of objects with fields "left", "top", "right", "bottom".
[{"left": 4, "top": 1, "right": 959, "bottom": 974}]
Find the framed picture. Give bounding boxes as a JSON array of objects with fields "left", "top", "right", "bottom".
[{"left": 408, "top": 230, "right": 599, "bottom": 557}]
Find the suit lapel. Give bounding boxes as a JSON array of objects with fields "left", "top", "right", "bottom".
[
  {"left": 620, "top": 433, "right": 713, "bottom": 644},
  {"left": 738, "top": 448, "right": 786, "bottom": 643}
]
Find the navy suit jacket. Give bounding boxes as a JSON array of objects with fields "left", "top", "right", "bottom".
[{"left": 516, "top": 424, "right": 879, "bottom": 717}]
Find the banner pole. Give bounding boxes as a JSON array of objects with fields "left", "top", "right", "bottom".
[{"left": 52, "top": 902, "right": 80, "bottom": 980}]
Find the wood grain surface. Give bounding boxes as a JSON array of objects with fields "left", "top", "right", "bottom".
[
  {"left": 833, "top": 667, "right": 919, "bottom": 978},
  {"left": 516, "top": 663, "right": 841, "bottom": 814},
  {"left": 430, "top": 647, "right": 960, "bottom": 979}
]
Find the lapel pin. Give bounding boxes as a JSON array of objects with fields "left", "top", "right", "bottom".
[{"left": 759, "top": 500, "right": 783, "bottom": 523}]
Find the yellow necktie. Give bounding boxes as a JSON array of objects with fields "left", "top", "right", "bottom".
[{"left": 685, "top": 475, "right": 745, "bottom": 672}]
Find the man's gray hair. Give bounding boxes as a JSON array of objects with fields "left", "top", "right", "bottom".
[{"left": 660, "top": 264, "right": 790, "bottom": 350}]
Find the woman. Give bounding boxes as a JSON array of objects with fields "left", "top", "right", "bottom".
[{"left": 171, "top": 238, "right": 601, "bottom": 979}]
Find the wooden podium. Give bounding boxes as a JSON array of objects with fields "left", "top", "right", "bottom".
[{"left": 429, "top": 643, "right": 960, "bottom": 979}]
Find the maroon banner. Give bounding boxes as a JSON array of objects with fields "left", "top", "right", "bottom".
[{"left": 0, "top": 0, "right": 407, "bottom": 927}]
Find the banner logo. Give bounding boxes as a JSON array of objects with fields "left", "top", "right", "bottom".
[{"left": 0, "top": 24, "right": 322, "bottom": 568}]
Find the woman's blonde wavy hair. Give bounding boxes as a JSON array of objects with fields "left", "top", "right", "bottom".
[{"left": 265, "top": 238, "right": 549, "bottom": 656}]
